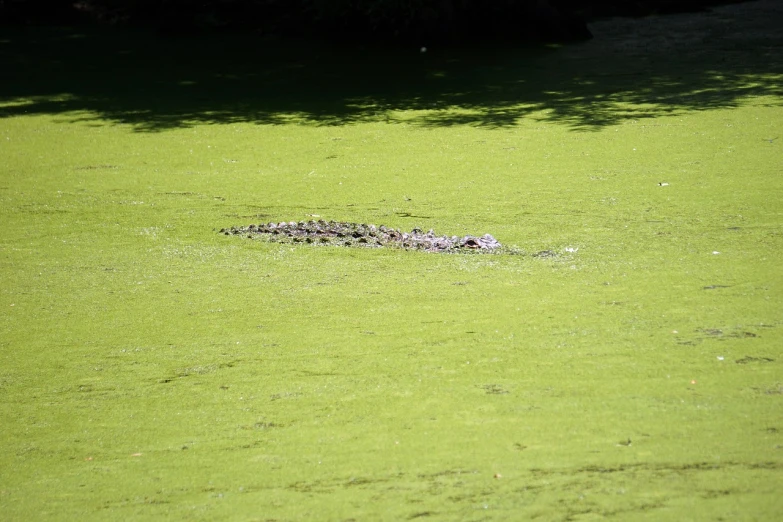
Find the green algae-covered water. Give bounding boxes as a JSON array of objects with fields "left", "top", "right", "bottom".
[{"left": 1, "top": 2, "right": 782, "bottom": 520}]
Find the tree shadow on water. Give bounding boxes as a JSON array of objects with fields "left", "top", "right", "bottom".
[{"left": 1, "top": 0, "right": 781, "bottom": 132}]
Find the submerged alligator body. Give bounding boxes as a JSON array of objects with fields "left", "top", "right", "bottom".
[{"left": 220, "top": 220, "right": 501, "bottom": 253}]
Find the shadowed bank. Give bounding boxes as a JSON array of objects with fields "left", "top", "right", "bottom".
[{"left": 1, "top": 0, "right": 781, "bottom": 132}]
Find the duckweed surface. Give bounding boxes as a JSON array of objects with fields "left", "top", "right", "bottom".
[{"left": 1, "top": 1, "right": 782, "bottom": 520}]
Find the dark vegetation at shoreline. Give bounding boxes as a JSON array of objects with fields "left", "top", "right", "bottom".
[
  {"left": 2, "top": 0, "right": 781, "bottom": 133},
  {"left": 0, "top": 0, "right": 756, "bottom": 44}
]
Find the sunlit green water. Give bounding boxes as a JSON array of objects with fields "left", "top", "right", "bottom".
[{"left": 1, "top": 3, "right": 782, "bottom": 520}]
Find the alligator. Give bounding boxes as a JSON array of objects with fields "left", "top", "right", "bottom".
[{"left": 220, "top": 220, "right": 502, "bottom": 253}]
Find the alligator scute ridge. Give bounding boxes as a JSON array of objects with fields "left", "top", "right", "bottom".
[{"left": 220, "top": 220, "right": 502, "bottom": 253}]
